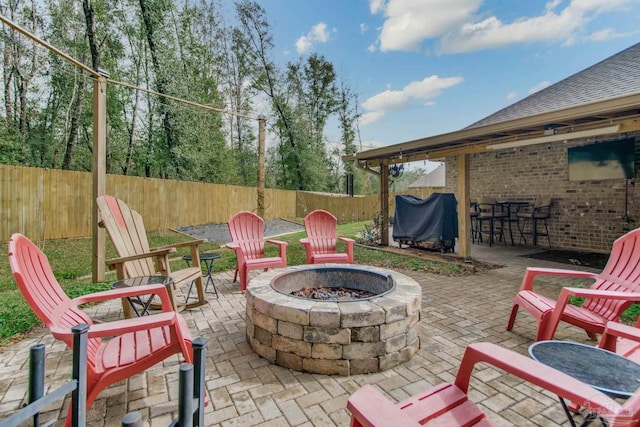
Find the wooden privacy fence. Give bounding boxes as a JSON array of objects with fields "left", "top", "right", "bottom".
[{"left": 0, "top": 164, "right": 439, "bottom": 242}]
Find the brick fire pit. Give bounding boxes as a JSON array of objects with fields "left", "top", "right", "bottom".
[{"left": 245, "top": 264, "right": 422, "bottom": 375}]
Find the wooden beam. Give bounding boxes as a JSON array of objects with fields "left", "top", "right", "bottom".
[
  {"left": 457, "top": 154, "right": 471, "bottom": 259},
  {"left": 380, "top": 161, "right": 389, "bottom": 246},
  {"left": 92, "top": 75, "right": 107, "bottom": 282},
  {"left": 257, "top": 117, "right": 266, "bottom": 218}
]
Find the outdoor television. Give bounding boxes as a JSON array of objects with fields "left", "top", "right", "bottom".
[{"left": 568, "top": 138, "right": 636, "bottom": 181}]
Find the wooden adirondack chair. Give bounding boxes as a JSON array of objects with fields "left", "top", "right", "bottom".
[
  {"left": 300, "top": 209, "right": 354, "bottom": 264},
  {"left": 97, "top": 195, "right": 207, "bottom": 315},
  {"left": 8, "top": 233, "right": 194, "bottom": 427},
  {"left": 347, "top": 342, "right": 640, "bottom": 427},
  {"left": 227, "top": 211, "right": 287, "bottom": 292},
  {"left": 506, "top": 227, "right": 640, "bottom": 341}
]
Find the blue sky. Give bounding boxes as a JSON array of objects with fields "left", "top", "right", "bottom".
[{"left": 253, "top": 0, "right": 639, "bottom": 167}]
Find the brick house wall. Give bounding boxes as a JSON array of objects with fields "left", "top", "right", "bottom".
[{"left": 445, "top": 134, "right": 639, "bottom": 252}]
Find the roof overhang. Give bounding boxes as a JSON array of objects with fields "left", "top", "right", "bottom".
[{"left": 346, "top": 92, "right": 640, "bottom": 168}]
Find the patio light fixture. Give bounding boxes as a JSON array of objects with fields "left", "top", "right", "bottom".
[{"left": 488, "top": 124, "right": 621, "bottom": 150}]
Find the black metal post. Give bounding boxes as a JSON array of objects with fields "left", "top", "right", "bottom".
[
  {"left": 121, "top": 411, "right": 143, "bottom": 427},
  {"left": 71, "top": 323, "right": 89, "bottom": 427},
  {"left": 28, "top": 343, "right": 45, "bottom": 427},
  {"left": 178, "top": 364, "right": 193, "bottom": 427},
  {"left": 192, "top": 337, "right": 208, "bottom": 427}
]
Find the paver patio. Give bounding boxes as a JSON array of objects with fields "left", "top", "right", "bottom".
[{"left": 0, "top": 243, "right": 603, "bottom": 426}]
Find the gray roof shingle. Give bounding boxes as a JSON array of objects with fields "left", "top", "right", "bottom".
[{"left": 468, "top": 42, "right": 640, "bottom": 128}]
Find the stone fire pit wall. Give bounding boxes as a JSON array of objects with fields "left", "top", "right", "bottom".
[{"left": 245, "top": 264, "right": 422, "bottom": 376}]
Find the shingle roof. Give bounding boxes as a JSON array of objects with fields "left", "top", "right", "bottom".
[
  {"left": 468, "top": 42, "right": 640, "bottom": 128},
  {"left": 408, "top": 164, "right": 445, "bottom": 188}
]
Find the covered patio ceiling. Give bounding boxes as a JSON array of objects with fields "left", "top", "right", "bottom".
[{"left": 349, "top": 92, "right": 640, "bottom": 168}]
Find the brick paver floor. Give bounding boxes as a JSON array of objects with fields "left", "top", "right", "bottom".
[{"left": 0, "top": 243, "right": 605, "bottom": 426}]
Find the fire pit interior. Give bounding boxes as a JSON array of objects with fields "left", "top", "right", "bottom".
[
  {"left": 245, "top": 264, "right": 422, "bottom": 375},
  {"left": 272, "top": 267, "right": 395, "bottom": 301}
]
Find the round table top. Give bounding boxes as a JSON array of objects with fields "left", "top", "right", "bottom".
[
  {"left": 111, "top": 275, "right": 173, "bottom": 289},
  {"left": 182, "top": 252, "right": 222, "bottom": 261},
  {"left": 529, "top": 340, "right": 640, "bottom": 397}
]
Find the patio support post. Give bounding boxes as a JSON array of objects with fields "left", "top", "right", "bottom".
[
  {"left": 457, "top": 154, "right": 471, "bottom": 258},
  {"left": 92, "top": 73, "right": 108, "bottom": 282},
  {"left": 380, "top": 160, "right": 389, "bottom": 245},
  {"left": 257, "top": 116, "right": 266, "bottom": 219}
]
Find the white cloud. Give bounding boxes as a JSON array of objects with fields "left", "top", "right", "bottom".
[
  {"left": 363, "top": 89, "right": 409, "bottom": 111},
  {"left": 311, "top": 22, "right": 330, "bottom": 42},
  {"left": 507, "top": 91, "right": 518, "bottom": 100},
  {"left": 295, "top": 37, "right": 313, "bottom": 55},
  {"left": 374, "top": 0, "right": 482, "bottom": 52},
  {"left": 296, "top": 22, "right": 333, "bottom": 54},
  {"left": 370, "top": 0, "right": 636, "bottom": 54},
  {"left": 367, "top": 44, "right": 376, "bottom": 52},
  {"left": 404, "top": 75, "right": 463, "bottom": 99},
  {"left": 357, "top": 111, "right": 385, "bottom": 126},
  {"left": 360, "top": 23, "right": 368, "bottom": 34},
  {"left": 359, "top": 74, "right": 463, "bottom": 126},
  {"left": 369, "top": 0, "right": 385, "bottom": 14},
  {"left": 529, "top": 81, "right": 551, "bottom": 94}
]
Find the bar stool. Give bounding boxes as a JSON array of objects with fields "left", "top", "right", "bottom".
[
  {"left": 517, "top": 197, "right": 552, "bottom": 246},
  {"left": 470, "top": 200, "right": 480, "bottom": 243},
  {"left": 477, "top": 197, "right": 508, "bottom": 246}
]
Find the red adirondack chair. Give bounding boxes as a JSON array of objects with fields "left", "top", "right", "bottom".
[
  {"left": 97, "top": 195, "right": 207, "bottom": 315},
  {"left": 347, "top": 342, "right": 640, "bottom": 427},
  {"left": 8, "top": 233, "right": 194, "bottom": 426},
  {"left": 599, "top": 319, "right": 640, "bottom": 362},
  {"left": 227, "top": 211, "right": 287, "bottom": 292},
  {"left": 506, "top": 227, "right": 640, "bottom": 341},
  {"left": 300, "top": 210, "right": 354, "bottom": 264}
]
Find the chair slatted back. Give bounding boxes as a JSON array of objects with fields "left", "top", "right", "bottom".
[
  {"left": 8, "top": 234, "right": 101, "bottom": 365},
  {"left": 97, "top": 195, "right": 155, "bottom": 278},
  {"left": 583, "top": 228, "right": 640, "bottom": 319},
  {"left": 304, "top": 210, "right": 338, "bottom": 254},
  {"left": 228, "top": 211, "right": 266, "bottom": 260}
]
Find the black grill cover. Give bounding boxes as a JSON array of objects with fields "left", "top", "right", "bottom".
[{"left": 392, "top": 193, "right": 458, "bottom": 243}]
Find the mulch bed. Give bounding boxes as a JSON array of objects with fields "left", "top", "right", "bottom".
[
  {"left": 361, "top": 244, "right": 502, "bottom": 276},
  {"left": 521, "top": 250, "right": 609, "bottom": 270}
]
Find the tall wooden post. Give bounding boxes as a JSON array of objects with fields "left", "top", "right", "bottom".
[
  {"left": 92, "top": 73, "right": 108, "bottom": 282},
  {"left": 457, "top": 154, "right": 471, "bottom": 259},
  {"left": 257, "top": 116, "right": 266, "bottom": 218},
  {"left": 380, "top": 161, "right": 389, "bottom": 245}
]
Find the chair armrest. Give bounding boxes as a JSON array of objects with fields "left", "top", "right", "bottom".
[
  {"left": 152, "top": 239, "right": 205, "bottom": 251},
  {"left": 71, "top": 283, "right": 174, "bottom": 312},
  {"left": 266, "top": 239, "right": 288, "bottom": 261},
  {"left": 299, "top": 238, "right": 310, "bottom": 245},
  {"left": 105, "top": 248, "right": 176, "bottom": 267},
  {"left": 542, "top": 289, "right": 640, "bottom": 340},
  {"left": 51, "top": 312, "right": 179, "bottom": 339},
  {"left": 347, "top": 385, "right": 422, "bottom": 427},
  {"left": 454, "top": 343, "right": 619, "bottom": 418},
  {"left": 519, "top": 267, "right": 598, "bottom": 291},
  {"left": 599, "top": 321, "right": 640, "bottom": 352},
  {"left": 226, "top": 242, "right": 240, "bottom": 250},
  {"left": 338, "top": 237, "right": 355, "bottom": 244}
]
